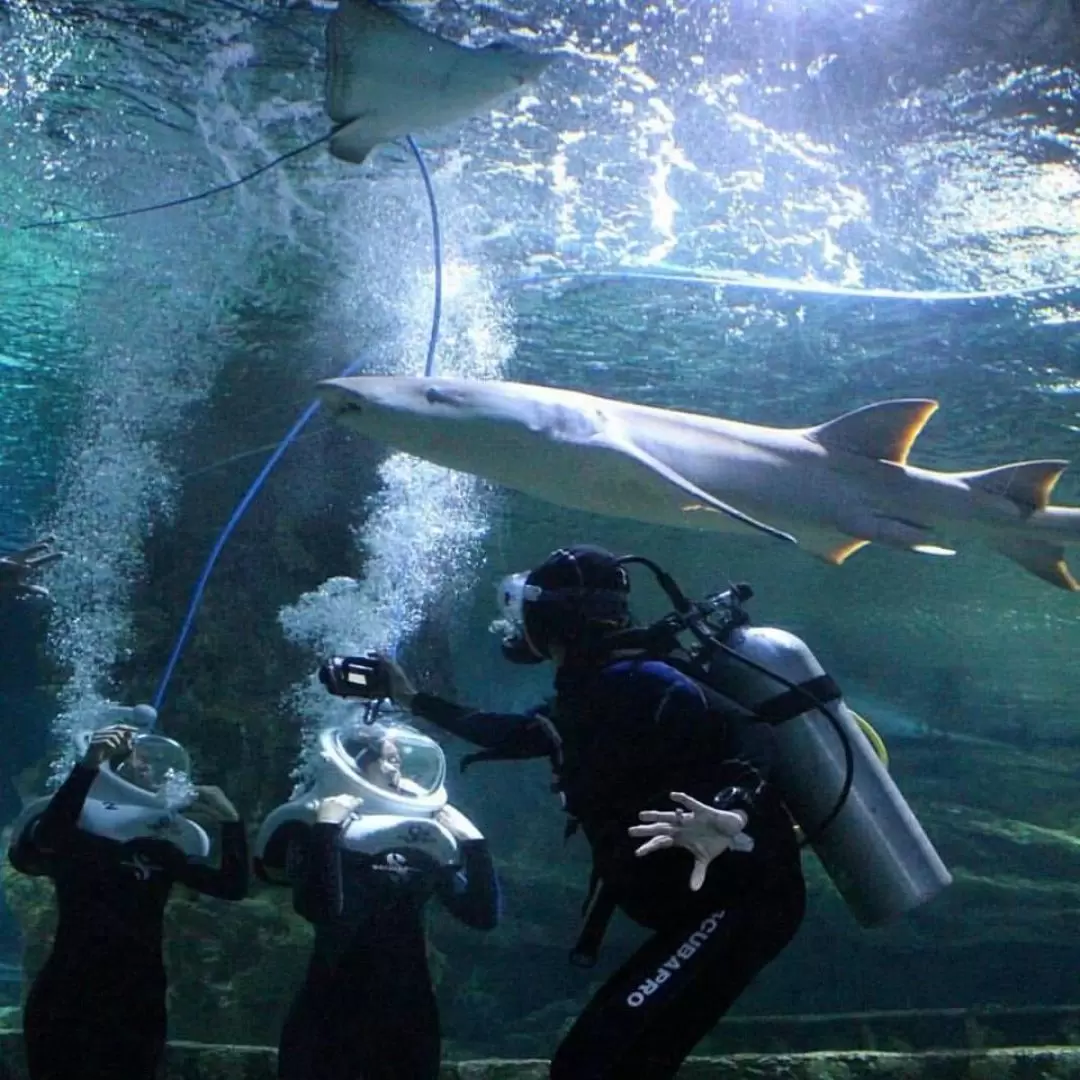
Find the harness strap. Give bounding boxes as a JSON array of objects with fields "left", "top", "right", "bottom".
[
  {"left": 754, "top": 674, "right": 841, "bottom": 724},
  {"left": 569, "top": 872, "right": 617, "bottom": 969}
]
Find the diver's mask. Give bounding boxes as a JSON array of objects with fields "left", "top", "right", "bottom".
[
  {"left": 489, "top": 547, "right": 634, "bottom": 664},
  {"left": 490, "top": 572, "right": 546, "bottom": 664}
]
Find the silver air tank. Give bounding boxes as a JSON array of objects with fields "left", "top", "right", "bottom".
[{"left": 705, "top": 624, "right": 952, "bottom": 927}]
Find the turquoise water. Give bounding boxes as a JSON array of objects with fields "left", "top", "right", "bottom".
[{"left": 2, "top": 0, "right": 1080, "bottom": 1057}]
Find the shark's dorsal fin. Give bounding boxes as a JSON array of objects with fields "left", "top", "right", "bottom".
[
  {"left": 962, "top": 460, "right": 1068, "bottom": 512},
  {"left": 810, "top": 400, "right": 939, "bottom": 465}
]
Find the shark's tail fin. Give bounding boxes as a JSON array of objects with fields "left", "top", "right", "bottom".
[
  {"left": 960, "top": 460, "right": 1079, "bottom": 591},
  {"left": 990, "top": 536, "right": 1079, "bottom": 591}
]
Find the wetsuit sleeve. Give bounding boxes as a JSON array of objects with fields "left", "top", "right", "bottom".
[
  {"left": 173, "top": 821, "right": 250, "bottom": 900},
  {"left": 291, "top": 823, "right": 343, "bottom": 923},
  {"left": 9, "top": 763, "right": 97, "bottom": 873},
  {"left": 435, "top": 839, "right": 500, "bottom": 930},
  {"left": 410, "top": 692, "right": 552, "bottom": 757}
]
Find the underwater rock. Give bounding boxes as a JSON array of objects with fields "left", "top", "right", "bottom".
[{"left": 0, "top": 1035, "right": 1078, "bottom": 1079}]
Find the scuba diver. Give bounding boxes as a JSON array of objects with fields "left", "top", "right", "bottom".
[
  {"left": 8, "top": 709, "right": 249, "bottom": 1080},
  {"left": 0, "top": 536, "right": 62, "bottom": 601},
  {"left": 254, "top": 710, "right": 500, "bottom": 1080},
  {"left": 319, "top": 544, "right": 951, "bottom": 1080}
]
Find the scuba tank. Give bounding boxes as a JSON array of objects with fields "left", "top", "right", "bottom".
[
  {"left": 701, "top": 623, "right": 952, "bottom": 927},
  {"left": 255, "top": 723, "right": 464, "bottom": 885},
  {"left": 11, "top": 705, "right": 210, "bottom": 859}
]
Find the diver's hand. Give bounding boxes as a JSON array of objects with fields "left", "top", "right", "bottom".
[
  {"left": 82, "top": 725, "right": 138, "bottom": 769},
  {"left": 316, "top": 794, "right": 362, "bottom": 825},
  {"left": 188, "top": 786, "right": 240, "bottom": 824},
  {"left": 435, "top": 804, "right": 483, "bottom": 842},
  {"left": 629, "top": 791, "right": 754, "bottom": 892},
  {"left": 0, "top": 536, "right": 63, "bottom": 599},
  {"left": 374, "top": 653, "right": 418, "bottom": 710}
]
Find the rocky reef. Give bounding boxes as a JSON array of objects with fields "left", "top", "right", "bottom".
[{"left": 1, "top": 1035, "right": 1080, "bottom": 1080}]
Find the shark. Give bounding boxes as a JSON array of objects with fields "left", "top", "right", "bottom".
[
  {"left": 325, "top": 0, "right": 555, "bottom": 165},
  {"left": 316, "top": 375, "right": 1080, "bottom": 592}
]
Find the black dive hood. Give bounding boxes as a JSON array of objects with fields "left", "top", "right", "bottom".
[{"left": 496, "top": 548, "right": 753, "bottom": 666}]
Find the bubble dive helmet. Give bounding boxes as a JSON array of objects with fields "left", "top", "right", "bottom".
[
  {"left": 10, "top": 703, "right": 210, "bottom": 859},
  {"left": 255, "top": 722, "right": 467, "bottom": 885}
]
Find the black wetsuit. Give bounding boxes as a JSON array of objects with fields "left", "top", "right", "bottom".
[
  {"left": 8, "top": 763, "right": 249, "bottom": 1080},
  {"left": 410, "top": 655, "right": 806, "bottom": 1080},
  {"left": 278, "top": 820, "right": 499, "bottom": 1080}
]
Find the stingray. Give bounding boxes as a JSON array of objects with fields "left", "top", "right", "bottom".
[
  {"left": 20, "top": 0, "right": 554, "bottom": 230},
  {"left": 325, "top": 0, "right": 554, "bottom": 164}
]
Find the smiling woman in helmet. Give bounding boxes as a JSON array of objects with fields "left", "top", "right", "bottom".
[
  {"left": 257, "top": 712, "right": 500, "bottom": 1080},
  {"left": 353, "top": 734, "right": 404, "bottom": 790}
]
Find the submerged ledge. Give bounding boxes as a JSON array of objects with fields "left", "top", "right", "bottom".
[{"left": 1, "top": 1036, "right": 1080, "bottom": 1079}]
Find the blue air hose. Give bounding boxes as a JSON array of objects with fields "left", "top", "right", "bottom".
[
  {"left": 406, "top": 135, "right": 443, "bottom": 377},
  {"left": 152, "top": 138, "right": 443, "bottom": 712}
]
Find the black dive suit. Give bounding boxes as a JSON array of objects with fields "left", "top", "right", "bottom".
[
  {"left": 278, "top": 819, "right": 499, "bottom": 1080},
  {"left": 8, "top": 763, "right": 249, "bottom": 1080},
  {"left": 409, "top": 655, "right": 806, "bottom": 1080}
]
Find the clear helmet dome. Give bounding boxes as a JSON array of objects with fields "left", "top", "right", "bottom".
[
  {"left": 336, "top": 724, "right": 445, "bottom": 799},
  {"left": 112, "top": 734, "right": 193, "bottom": 796}
]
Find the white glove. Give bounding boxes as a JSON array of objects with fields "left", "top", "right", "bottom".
[{"left": 628, "top": 791, "right": 755, "bottom": 892}]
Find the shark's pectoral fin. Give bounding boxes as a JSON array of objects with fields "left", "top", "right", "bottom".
[
  {"left": 795, "top": 526, "right": 955, "bottom": 566},
  {"left": 810, "top": 399, "right": 939, "bottom": 464},
  {"left": 836, "top": 512, "right": 957, "bottom": 558},
  {"left": 962, "top": 460, "right": 1069, "bottom": 513},
  {"left": 329, "top": 119, "right": 382, "bottom": 165},
  {"left": 602, "top": 435, "right": 796, "bottom": 545},
  {"left": 992, "top": 536, "right": 1079, "bottom": 591},
  {"left": 797, "top": 531, "right": 871, "bottom": 565}
]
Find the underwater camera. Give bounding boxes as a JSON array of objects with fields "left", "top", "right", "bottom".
[{"left": 318, "top": 654, "right": 393, "bottom": 701}]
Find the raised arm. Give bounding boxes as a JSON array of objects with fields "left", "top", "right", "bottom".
[
  {"left": 10, "top": 725, "right": 138, "bottom": 872},
  {"left": 432, "top": 805, "right": 499, "bottom": 930},
  {"left": 291, "top": 823, "right": 344, "bottom": 923},
  {"left": 172, "top": 785, "right": 249, "bottom": 900}
]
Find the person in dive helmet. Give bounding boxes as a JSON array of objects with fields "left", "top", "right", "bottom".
[
  {"left": 374, "top": 544, "right": 806, "bottom": 1080},
  {"left": 8, "top": 714, "right": 248, "bottom": 1080},
  {"left": 266, "top": 719, "right": 500, "bottom": 1080}
]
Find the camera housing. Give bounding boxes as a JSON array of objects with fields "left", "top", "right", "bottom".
[{"left": 318, "top": 655, "right": 392, "bottom": 700}]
